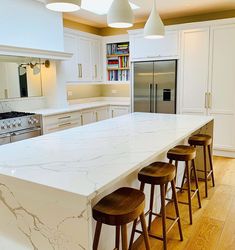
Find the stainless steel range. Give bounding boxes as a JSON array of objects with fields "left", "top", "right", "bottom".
[{"left": 0, "top": 111, "right": 42, "bottom": 145}]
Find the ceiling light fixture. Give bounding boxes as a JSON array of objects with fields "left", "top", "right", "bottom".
[
  {"left": 45, "top": 0, "right": 81, "bottom": 12},
  {"left": 144, "top": 0, "right": 165, "bottom": 39},
  {"left": 107, "top": 0, "right": 134, "bottom": 28}
]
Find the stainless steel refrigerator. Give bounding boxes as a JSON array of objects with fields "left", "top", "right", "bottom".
[{"left": 133, "top": 60, "right": 177, "bottom": 114}]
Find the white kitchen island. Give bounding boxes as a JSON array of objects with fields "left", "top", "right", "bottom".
[{"left": 0, "top": 113, "right": 213, "bottom": 250}]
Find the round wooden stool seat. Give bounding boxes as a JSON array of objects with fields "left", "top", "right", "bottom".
[
  {"left": 93, "top": 187, "right": 145, "bottom": 226},
  {"left": 188, "top": 134, "right": 212, "bottom": 146},
  {"left": 138, "top": 162, "right": 176, "bottom": 185},
  {"left": 167, "top": 145, "right": 196, "bottom": 161}
]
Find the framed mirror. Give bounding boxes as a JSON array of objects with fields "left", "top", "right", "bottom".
[{"left": 0, "top": 56, "right": 49, "bottom": 99}]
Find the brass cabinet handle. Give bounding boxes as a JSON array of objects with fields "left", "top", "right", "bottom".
[
  {"left": 58, "top": 122, "right": 72, "bottom": 127},
  {"left": 205, "top": 93, "right": 208, "bottom": 109},
  {"left": 208, "top": 92, "right": 212, "bottom": 109},
  {"left": 80, "top": 114, "right": 83, "bottom": 125},
  {"left": 95, "top": 111, "right": 98, "bottom": 121},
  {"left": 95, "top": 64, "right": 97, "bottom": 79},
  {"left": 58, "top": 116, "right": 71, "bottom": 120}
]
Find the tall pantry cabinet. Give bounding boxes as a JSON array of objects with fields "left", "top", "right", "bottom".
[{"left": 180, "top": 23, "right": 235, "bottom": 155}]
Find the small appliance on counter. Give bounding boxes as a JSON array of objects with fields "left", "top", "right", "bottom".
[{"left": 0, "top": 111, "right": 42, "bottom": 145}]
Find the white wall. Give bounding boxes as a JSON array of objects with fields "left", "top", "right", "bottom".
[{"left": 0, "top": 0, "right": 64, "bottom": 52}]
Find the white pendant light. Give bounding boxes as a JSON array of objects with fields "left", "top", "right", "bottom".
[
  {"left": 46, "top": 0, "right": 81, "bottom": 12},
  {"left": 144, "top": 0, "right": 165, "bottom": 39},
  {"left": 107, "top": 0, "right": 134, "bottom": 28}
]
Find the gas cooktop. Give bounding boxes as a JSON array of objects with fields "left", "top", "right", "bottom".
[{"left": 0, "top": 111, "right": 35, "bottom": 120}]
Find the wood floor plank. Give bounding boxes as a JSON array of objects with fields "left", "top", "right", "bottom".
[{"left": 185, "top": 216, "right": 224, "bottom": 250}]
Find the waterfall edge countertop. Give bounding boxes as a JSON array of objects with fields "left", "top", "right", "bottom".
[{"left": 0, "top": 113, "right": 213, "bottom": 199}]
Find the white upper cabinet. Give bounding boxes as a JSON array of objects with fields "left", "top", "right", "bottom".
[
  {"left": 63, "top": 33, "right": 79, "bottom": 82},
  {"left": 63, "top": 29, "right": 102, "bottom": 83},
  {"left": 130, "top": 30, "right": 179, "bottom": 61},
  {"left": 91, "top": 40, "right": 102, "bottom": 81},
  {"left": 78, "top": 37, "right": 92, "bottom": 81},
  {"left": 180, "top": 28, "right": 210, "bottom": 115},
  {"left": 208, "top": 24, "right": 235, "bottom": 150}
]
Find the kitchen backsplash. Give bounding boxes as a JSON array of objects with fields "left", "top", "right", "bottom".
[
  {"left": 0, "top": 97, "right": 46, "bottom": 113},
  {"left": 67, "top": 84, "right": 130, "bottom": 100}
]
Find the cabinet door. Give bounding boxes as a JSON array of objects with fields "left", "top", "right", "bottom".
[
  {"left": 131, "top": 30, "right": 179, "bottom": 60},
  {"left": 91, "top": 40, "right": 102, "bottom": 81},
  {"left": 63, "top": 34, "right": 78, "bottom": 82},
  {"left": 110, "top": 106, "right": 130, "bottom": 118},
  {"left": 95, "top": 107, "right": 109, "bottom": 121},
  {"left": 81, "top": 110, "right": 95, "bottom": 125},
  {"left": 78, "top": 37, "right": 92, "bottom": 81},
  {"left": 180, "top": 28, "right": 210, "bottom": 115},
  {"left": 209, "top": 24, "right": 235, "bottom": 151}
]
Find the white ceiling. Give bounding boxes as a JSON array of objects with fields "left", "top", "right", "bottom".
[{"left": 39, "top": 0, "right": 235, "bottom": 28}]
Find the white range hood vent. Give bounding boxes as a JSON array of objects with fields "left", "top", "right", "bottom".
[{"left": 0, "top": 44, "right": 72, "bottom": 61}]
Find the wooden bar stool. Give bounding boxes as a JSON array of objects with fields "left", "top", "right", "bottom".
[
  {"left": 129, "top": 162, "right": 183, "bottom": 250},
  {"left": 92, "top": 187, "right": 150, "bottom": 250},
  {"left": 188, "top": 134, "right": 215, "bottom": 197},
  {"left": 167, "top": 145, "right": 201, "bottom": 225}
]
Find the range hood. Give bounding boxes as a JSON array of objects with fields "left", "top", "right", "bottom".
[{"left": 0, "top": 44, "right": 72, "bottom": 61}]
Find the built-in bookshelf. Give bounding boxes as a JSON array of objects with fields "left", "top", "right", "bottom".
[{"left": 106, "top": 42, "right": 130, "bottom": 82}]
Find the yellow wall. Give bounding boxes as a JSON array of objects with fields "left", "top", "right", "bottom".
[
  {"left": 64, "top": 9, "right": 235, "bottom": 36},
  {"left": 67, "top": 84, "right": 130, "bottom": 100}
]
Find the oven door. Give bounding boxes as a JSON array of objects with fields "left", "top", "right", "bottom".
[
  {"left": 0, "top": 133, "right": 11, "bottom": 145},
  {"left": 10, "top": 128, "right": 41, "bottom": 143}
]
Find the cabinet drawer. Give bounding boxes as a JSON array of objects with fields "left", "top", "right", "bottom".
[
  {"left": 110, "top": 106, "right": 130, "bottom": 118},
  {"left": 42, "top": 111, "right": 81, "bottom": 134}
]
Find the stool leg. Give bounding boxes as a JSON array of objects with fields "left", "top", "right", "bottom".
[
  {"left": 203, "top": 145, "right": 208, "bottom": 198},
  {"left": 93, "top": 222, "right": 102, "bottom": 250},
  {"left": 148, "top": 184, "right": 155, "bottom": 231},
  {"left": 140, "top": 212, "right": 151, "bottom": 250},
  {"left": 180, "top": 165, "right": 186, "bottom": 192},
  {"left": 115, "top": 226, "right": 120, "bottom": 250},
  {"left": 121, "top": 225, "right": 128, "bottom": 250},
  {"left": 129, "top": 182, "right": 145, "bottom": 249},
  {"left": 192, "top": 159, "right": 202, "bottom": 209},
  {"left": 186, "top": 161, "right": 193, "bottom": 225},
  {"left": 208, "top": 145, "right": 215, "bottom": 187},
  {"left": 171, "top": 180, "right": 183, "bottom": 241},
  {"left": 160, "top": 184, "right": 167, "bottom": 250}
]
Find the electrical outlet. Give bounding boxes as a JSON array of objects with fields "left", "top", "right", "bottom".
[
  {"left": 67, "top": 90, "right": 73, "bottom": 96},
  {"left": 112, "top": 89, "right": 117, "bottom": 94}
]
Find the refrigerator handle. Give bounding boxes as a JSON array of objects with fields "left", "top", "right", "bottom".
[
  {"left": 149, "top": 83, "right": 153, "bottom": 112},
  {"left": 154, "top": 83, "right": 158, "bottom": 113}
]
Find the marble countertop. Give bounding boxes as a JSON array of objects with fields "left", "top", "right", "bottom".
[
  {"left": 29, "top": 100, "right": 130, "bottom": 116},
  {"left": 0, "top": 113, "right": 213, "bottom": 199}
]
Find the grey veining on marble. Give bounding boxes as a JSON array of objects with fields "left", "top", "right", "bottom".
[{"left": 0, "top": 113, "right": 213, "bottom": 198}]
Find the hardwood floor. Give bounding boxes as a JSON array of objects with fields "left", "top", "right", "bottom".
[{"left": 133, "top": 156, "right": 235, "bottom": 250}]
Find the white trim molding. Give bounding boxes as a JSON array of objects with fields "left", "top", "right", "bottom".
[{"left": 0, "top": 44, "right": 72, "bottom": 61}]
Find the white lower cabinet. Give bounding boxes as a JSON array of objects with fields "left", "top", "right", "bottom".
[
  {"left": 110, "top": 106, "right": 130, "bottom": 118},
  {"left": 42, "top": 105, "right": 130, "bottom": 134},
  {"left": 95, "top": 107, "right": 109, "bottom": 122},
  {"left": 42, "top": 111, "right": 82, "bottom": 134},
  {"left": 81, "top": 109, "right": 95, "bottom": 125}
]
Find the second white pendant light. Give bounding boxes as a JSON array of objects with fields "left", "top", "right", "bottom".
[
  {"left": 107, "top": 0, "right": 134, "bottom": 28},
  {"left": 46, "top": 0, "right": 81, "bottom": 12},
  {"left": 144, "top": 0, "right": 165, "bottom": 39}
]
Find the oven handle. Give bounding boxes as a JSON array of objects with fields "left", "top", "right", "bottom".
[{"left": 11, "top": 127, "right": 41, "bottom": 136}]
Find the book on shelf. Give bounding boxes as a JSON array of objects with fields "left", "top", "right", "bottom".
[
  {"left": 107, "top": 42, "right": 130, "bottom": 55},
  {"left": 108, "top": 69, "right": 129, "bottom": 81}
]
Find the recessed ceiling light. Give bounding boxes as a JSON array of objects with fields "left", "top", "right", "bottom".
[{"left": 81, "top": 0, "right": 139, "bottom": 15}]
